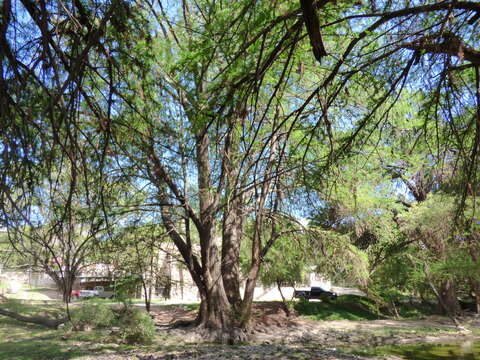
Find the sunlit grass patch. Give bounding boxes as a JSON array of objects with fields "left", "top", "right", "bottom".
[
  {"left": 0, "top": 300, "right": 162, "bottom": 359},
  {"left": 294, "top": 295, "right": 382, "bottom": 321}
]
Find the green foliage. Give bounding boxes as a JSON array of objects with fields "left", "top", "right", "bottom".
[
  {"left": 68, "top": 300, "right": 155, "bottom": 345},
  {"left": 371, "top": 248, "right": 430, "bottom": 302},
  {"left": 294, "top": 295, "right": 381, "bottom": 321},
  {"left": 309, "top": 229, "right": 370, "bottom": 287},
  {"left": 258, "top": 226, "right": 310, "bottom": 288},
  {"left": 116, "top": 307, "right": 155, "bottom": 345},
  {"left": 394, "top": 301, "right": 439, "bottom": 319},
  {"left": 113, "top": 274, "right": 142, "bottom": 303},
  {"left": 250, "top": 219, "right": 371, "bottom": 291},
  {"left": 399, "top": 194, "right": 456, "bottom": 243},
  {"left": 70, "top": 300, "right": 115, "bottom": 331}
]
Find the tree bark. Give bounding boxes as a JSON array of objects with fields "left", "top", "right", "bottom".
[
  {"left": 438, "top": 279, "right": 460, "bottom": 316},
  {"left": 469, "top": 278, "right": 480, "bottom": 314},
  {"left": 46, "top": 267, "right": 75, "bottom": 304},
  {"left": 151, "top": 131, "right": 248, "bottom": 342},
  {"left": 222, "top": 203, "right": 243, "bottom": 307},
  {"left": 402, "top": 32, "right": 480, "bottom": 66},
  {"left": 276, "top": 280, "right": 291, "bottom": 316},
  {"left": 300, "top": 0, "right": 327, "bottom": 63},
  {"left": 193, "top": 131, "right": 239, "bottom": 338},
  {"left": 221, "top": 124, "right": 244, "bottom": 308}
]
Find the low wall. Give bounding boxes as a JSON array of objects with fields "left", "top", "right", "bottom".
[
  {"left": 0, "top": 270, "right": 56, "bottom": 288},
  {"left": 150, "top": 284, "right": 299, "bottom": 303}
]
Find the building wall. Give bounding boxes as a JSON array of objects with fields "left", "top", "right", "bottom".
[
  {"left": 1, "top": 252, "right": 333, "bottom": 303},
  {"left": 0, "top": 270, "right": 56, "bottom": 288},
  {"left": 149, "top": 257, "right": 327, "bottom": 303}
]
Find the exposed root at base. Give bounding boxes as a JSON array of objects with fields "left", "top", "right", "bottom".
[
  {"left": 195, "top": 325, "right": 250, "bottom": 344},
  {"left": 170, "top": 319, "right": 196, "bottom": 328}
]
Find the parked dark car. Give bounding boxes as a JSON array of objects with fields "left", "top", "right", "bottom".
[{"left": 294, "top": 286, "right": 337, "bottom": 301}]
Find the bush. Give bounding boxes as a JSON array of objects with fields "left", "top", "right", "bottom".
[
  {"left": 67, "top": 299, "right": 155, "bottom": 345},
  {"left": 117, "top": 307, "right": 155, "bottom": 345},
  {"left": 70, "top": 300, "right": 116, "bottom": 330}
]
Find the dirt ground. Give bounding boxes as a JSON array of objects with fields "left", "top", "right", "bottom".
[
  {"left": 151, "top": 301, "right": 459, "bottom": 335},
  {"left": 3, "top": 300, "right": 478, "bottom": 360},
  {"left": 79, "top": 302, "right": 478, "bottom": 360}
]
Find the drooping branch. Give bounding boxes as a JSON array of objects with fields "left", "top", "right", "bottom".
[
  {"left": 300, "top": 0, "right": 327, "bottom": 63},
  {"left": 0, "top": 307, "right": 66, "bottom": 329}
]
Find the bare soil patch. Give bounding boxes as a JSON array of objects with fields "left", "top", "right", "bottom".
[
  {"left": 150, "top": 301, "right": 480, "bottom": 348},
  {"left": 152, "top": 305, "right": 196, "bottom": 326}
]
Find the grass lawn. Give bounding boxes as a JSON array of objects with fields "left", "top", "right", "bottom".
[
  {"left": 0, "top": 320, "right": 140, "bottom": 360},
  {"left": 294, "top": 295, "right": 383, "bottom": 321},
  {"left": 0, "top": 300, "right": 154, "bottom": 360},
  {"left": 294, "top": 295, "right": 440, "bottom": 322},
  {"left": 0, "top": 295, "right": 447, "bottom": 359},
  {"left": 344, "top": 341, "right": 480, "bottom": 359}
]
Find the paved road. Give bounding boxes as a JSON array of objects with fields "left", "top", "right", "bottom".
[{"left": 331, "top": 286, "right": 366, "bottom": 296}]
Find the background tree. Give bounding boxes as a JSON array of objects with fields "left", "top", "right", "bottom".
[
  {"left": 99, "top": 222, "right": 171, "bottom": 312},
  {"left": 0, "top": 148, "right": 121, "bottom": 305}
]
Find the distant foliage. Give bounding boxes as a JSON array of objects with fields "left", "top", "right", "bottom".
[
  {"left": 113, "top": 274, "right": 142, "bottom": 302},
  {"left": 258, "top": 227, "right": 310, "bottom": 287},
  {"left": 309, "top": 228, "right": 370, "bottom": 287}
]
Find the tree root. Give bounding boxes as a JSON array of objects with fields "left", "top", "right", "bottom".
[
  {"left": 170, "top": 319, "right": 196, "bottom": 328},
  {"left": 196, "top": 325, "right": 250, "bottom": 344}
]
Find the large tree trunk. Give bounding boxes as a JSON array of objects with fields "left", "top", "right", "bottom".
[
  {"left": 195, "top": 233, "right": 248, "bottom": 343},
  {"left": 438, "top": 279, "right": 460, "bottom": 316},
  {"left": 425, "top": 277, "right": 460, "bottom": 326},
  {"left": 194, "top": 129, "right": 250, "bottom": 343},
  {"left": 149, "top": 109, "right": 271, "bottom": 342},
  {"left": 151, "top": 133, "right": 248, "bottom": 342},
  {"left": 46, "top": 267, "right": 75, "bottom": 304},
  {"left": 472, "top": 280, "right": 480, "bottom": 314},
  {"left": 221, "top": 121, "right": 244, "bottom": 308},
  {"left": 222, "top": 192, "right": 243, "bottom": 307}
]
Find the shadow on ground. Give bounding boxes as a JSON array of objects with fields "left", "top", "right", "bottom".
[{"left": 0, "top": 336, "right": 123, "bottom": 360}]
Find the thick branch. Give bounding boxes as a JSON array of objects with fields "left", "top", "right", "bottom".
[
  {"left": 0, "top": 308, "right": 66, "bottom": 328},
  {"left": 300, "top": 0, "right": 327, "bottom": 63},
  {"left": 147, "top": 147, "right": 202, "bottom": 230},
  {"left": 402, "top": 33, "right": 480, "bottom": 66}
]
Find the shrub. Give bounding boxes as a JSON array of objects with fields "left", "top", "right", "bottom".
[
  {"left": 117, "top": 307, "right": 155, "bottom": 345},
  {"left": 70, "top": 300, "right": 115, "bottom": 331},
  {"left": 67, "top": 299, "right": 155, "bottom": 345}
]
